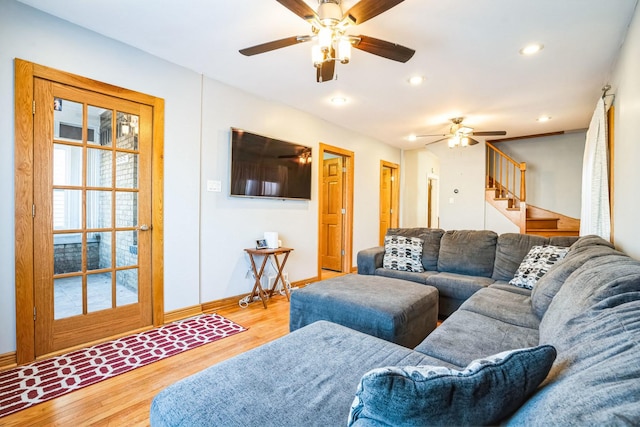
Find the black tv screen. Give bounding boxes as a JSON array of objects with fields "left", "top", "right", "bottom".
[{"left": 230, "top": 128, "right": 312, "bottom": 200}]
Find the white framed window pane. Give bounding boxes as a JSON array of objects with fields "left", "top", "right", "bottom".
[
  {"left": 53, "top": 189, "right": 82, "bottom": 230},
  {"left": 53, "top": 143, "right": 82, "bottom": 186}
]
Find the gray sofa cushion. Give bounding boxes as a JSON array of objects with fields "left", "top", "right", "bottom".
[
  {"left": 459, "top": 287, "right": 540, "bottom": 329},
  {"left": 509, "top": 257, "right": 640, "bottom": 425},
  {"left": 386, "top": 227, "right": 444, "bottom": 271},
  {"left": 150, "top": 321, "right": 454, "bottom": 427},
  {"left": 415, "top": 310, "right": 539, "bottom": 367},
  {"left": 349, "top": 345, "right": 556, "bottom": 427},
  {"left": 426, "top": 272, "right": 494, "bottom": 300},
  {"left": 374, "top": 267, "right": 436, "bottom": 284},
  {"left": 492, "top": 233, "right": 548, "bottom": 281},
  {"left": 531, "top": 242, "right": 623, "bottom": 319},
  {"left": 437, "top": 230, "right": 498, "bottom": 277}
]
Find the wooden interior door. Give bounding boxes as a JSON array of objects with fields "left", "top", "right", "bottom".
[
  {"left": 32, "top": 78, "right": 153, "bottom": 356},
  {"left": 321, "top": 156, "right": 344, "bottom": 271},
  {"left": 379, "top": 161, "right": 399, "bottom": 245}
]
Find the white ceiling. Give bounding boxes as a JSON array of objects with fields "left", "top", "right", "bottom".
[{"left": 17, "top": 0, "right": 638, "bottom": 149}]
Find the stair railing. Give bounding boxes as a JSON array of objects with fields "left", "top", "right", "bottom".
[{"left": 486, "top": 141, "right": 527, "bottom": 204}]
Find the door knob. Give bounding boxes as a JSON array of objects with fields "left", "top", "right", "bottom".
[{"left": 138, "top": 224, "right": 151, "bottom": 231}]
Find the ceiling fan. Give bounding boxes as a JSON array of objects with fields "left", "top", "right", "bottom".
[
  {"left": 239, "top": 0, "right": 415, "bottom": 83},
  {"left": 417, "top": 118, "right": 507, "bottom": 147}
]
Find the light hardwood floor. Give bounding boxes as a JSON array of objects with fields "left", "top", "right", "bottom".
[{"left": 2, "top": 295, "right": 294, "bottom": 427}]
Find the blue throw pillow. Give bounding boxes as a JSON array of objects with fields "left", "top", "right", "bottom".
[{"left": 347, "top": 345, "right": 557, "bottom": 426}]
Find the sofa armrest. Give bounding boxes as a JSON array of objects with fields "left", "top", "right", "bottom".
[{"left": 357, "top": 246, "right": 385, "bottom": 275}]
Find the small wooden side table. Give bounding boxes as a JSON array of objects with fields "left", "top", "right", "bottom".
[{"left": 244, "top": 247, "right": 294, "bottom": 308}]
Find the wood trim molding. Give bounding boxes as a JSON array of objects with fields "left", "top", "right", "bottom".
[
  {"left": 14, "top": 59, "right": 36, "bottom": 365},
  {"left": 164, "top": 305, "right": 203, "bottom": 323},
  {"left": 0, "top": 352, "right": 17, "bottom": 371}
]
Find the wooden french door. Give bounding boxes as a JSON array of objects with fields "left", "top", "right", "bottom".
[
  {"left": 32, "top": 78, "right": 153, "bottom": 356},
  {"left": 321, "top": 156, "right": 344, "bottom": 271}
]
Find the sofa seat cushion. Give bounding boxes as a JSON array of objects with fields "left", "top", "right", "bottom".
[
  {"left": 150, "top": 321, "right": 454, "bottom": 427},
  {"left": 414, "top": 310, "right": 539, "bottom": 368},
  {"left": 426, "top": 272, "right": 494, "bottom": 300},
  {"left": 492, "top": 233, "right": 549, "bottom": 281},
  {"left": 437, "top": 230, "right": 498, "bottom": 277},
  {"left": 459, "top": 287, "right": 540, "bottom": 329},
  {"left": 349, "top": 345, "right": 556, "bottom": 427},
  {"left": 374, "top": 267, "right": 436, "bottom": 284}
]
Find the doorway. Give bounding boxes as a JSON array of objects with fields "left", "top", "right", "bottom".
[
  {"left": 379, "top": 161, "right": 399, "bottom": 245},
  {"left": 14, "top": 60, "right": 164, "bottom": 363},
  {"left": 318, "top": 144, "right": 354, "bottom": 277},
  {"left": 427, "top": 176, "right": 439, "bottom": 228}
]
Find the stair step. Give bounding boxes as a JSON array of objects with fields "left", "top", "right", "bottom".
[
  {"left": 506, "top": 207, "right": 520, "bottom": 211},
  {"left": 527, "top": 217, "right": 560, "bottom": 229},
  {"left": 526, "top": 229, "right": 580, "bottom": 237}
]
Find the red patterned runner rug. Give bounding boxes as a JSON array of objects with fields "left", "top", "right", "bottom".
[{"left": 0, "top": 313, "right": 246, "bottom": 417}]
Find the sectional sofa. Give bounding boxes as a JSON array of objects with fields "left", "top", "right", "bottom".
[{"left": 150, "top": 230, "right": 640, "bottom": 426}]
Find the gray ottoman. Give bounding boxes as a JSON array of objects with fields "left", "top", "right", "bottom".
[{"left": 290, "top": 274, "right": 439, "bottom": 348}]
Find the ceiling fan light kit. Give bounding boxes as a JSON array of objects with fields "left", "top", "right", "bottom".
[{"left": 240, "top": 0, "right": 415, "bottom": 82}]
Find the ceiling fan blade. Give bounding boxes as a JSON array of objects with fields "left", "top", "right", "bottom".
[
  {"left": 467, "top": 138, "right": 480, "bottom": 146},
  {"left": 317, "top": 55, "right": 336, "bottom": 83},
  {"left": 352, "top": 36, "right": 415, "bottom": 63},
  {"left": 416, "top": 133, "right": 449, "bottom": 138},
  {"left": 424, "top": 137, "right": 449, "bottom": 146},
  {"left": 472, "top": 131, "right": 507, "bottom": 136},
  {"left": 239, "top": 36, "right": 309, "bottom": 56},
  {"left": 344, "top": 0, "right": 405, "bottom": 25},
  {"left": 275, "top": 0, "right": 318, "bottom": 22}
]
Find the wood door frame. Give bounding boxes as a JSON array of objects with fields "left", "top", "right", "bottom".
[
  {"left": 14, "top": 59, "right": 164, "bottom": 364},
  {"left": 317, "top": 143, "right": 354, "bottom": 276},
  {"left": 379, "top": 160, "right": 399, "bottom": 244}
]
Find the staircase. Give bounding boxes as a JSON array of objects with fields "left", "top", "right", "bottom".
[{"left": 486, "top": 142, "right": 580, "bottom": 237}]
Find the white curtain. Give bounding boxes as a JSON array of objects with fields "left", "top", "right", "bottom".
[{"left": 579, "top": 97, "right": 611, "bottom": 240}]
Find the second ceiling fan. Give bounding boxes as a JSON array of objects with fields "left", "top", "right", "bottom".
[
  {"left": 417, "top": 118, "right": 507, "bottom": 147},
  {"left": 239, "top": 0, "right": 415, "bottom": 83}
]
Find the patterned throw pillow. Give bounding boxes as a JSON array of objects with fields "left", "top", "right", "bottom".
[
  {"left": 509, "top": 245, "right": 569, "bottom": 290},
  {"left": 383, "top": 235, "right": 424, "bottom": 272},
  {"left": 347, "top": 345, "right": 557, "bottom": 426}
]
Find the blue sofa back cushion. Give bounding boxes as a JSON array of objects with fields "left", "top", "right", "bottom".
[
  {"left": 437, "top": 230, "right": 497, "bottom": 278},
  {"left": 348, "top": 345, "right": 556, "bottom": 427},
  {"left": 492, "top": 233, "right": 549, "bottom": 281}
]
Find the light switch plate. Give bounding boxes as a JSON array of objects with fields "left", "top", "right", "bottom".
[{"left": 207, "top": 180, "right": 222, "bottom": 192}]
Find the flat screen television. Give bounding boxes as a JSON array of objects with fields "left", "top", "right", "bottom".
[{"left": 229, "top": 128, "right": 312, "bottom": 200}]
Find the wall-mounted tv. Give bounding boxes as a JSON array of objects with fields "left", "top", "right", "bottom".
[{"left": 229, "top": 128, "right": 312, "bottom": 200}]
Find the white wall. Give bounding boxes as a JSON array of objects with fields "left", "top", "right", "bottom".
[
  {"left": 0, "top": 1, "right": 400, "bottom": 354},
  {"left": 495, "top": 132, "right": 586, "bottom": 218},
  {"left": 401, "top": 149, "right": 440, "bottom": 227},
  {"left": 611, "top": 2, "right": 640, "bottom": 259},
  {"left": 424, "top": 142, "right": 487, "bottom": 230}
]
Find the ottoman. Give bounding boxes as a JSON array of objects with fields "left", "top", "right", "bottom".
[{"left": 290, "top": 274, "right": 439, "bottom": 348}]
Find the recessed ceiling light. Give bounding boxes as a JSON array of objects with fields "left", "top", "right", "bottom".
[
  {"left": 408, "top": 75, "right": 425, "bottom": 86},
  {"left": 537, "top": 116, "right": 552, "bottom": 122},
  {"left": 407, "top": 134, "right": 417, "bottom": 142},
  {"left": 519, "top": 43, "right": 544, "bottom": 56},
  {"left": 330, "top": 96, "right": 347, "bottom": 105}
]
